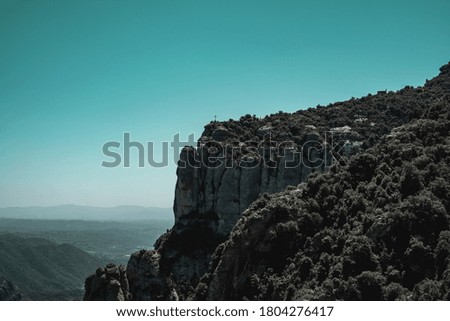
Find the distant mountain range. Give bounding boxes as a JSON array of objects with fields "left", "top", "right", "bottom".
[
  {"left": 0, "top": 234, "right": 105, "bottom": 300},
  {"left": 0, "top": 205, "right": 173, "bottom": 221},
  {"left": 0, "top": 218, "right": 173, "bottom": 265}
]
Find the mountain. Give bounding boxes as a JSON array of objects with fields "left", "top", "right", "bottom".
[
  {"left": 0, "top": 205, "right": 173, "bottom": 221},
  {"left": 201, "top": 117, "right": 450, "bottom": 300},
  {"left": 0, "top": 234, "right": 104, "bottom": 300},
  {"left": 85, "top": 62, "right": 450, "bottom": 300}
]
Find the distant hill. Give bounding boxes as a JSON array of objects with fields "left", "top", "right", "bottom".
[
  {"left": 0, "top": 218, "right": 173, "bottom": 264},
  {"left": 0, "top": 234, "right": 104, "bottom": 300},
  {"left": 0, "top": 205, "right": 173, "bottom": 221}
]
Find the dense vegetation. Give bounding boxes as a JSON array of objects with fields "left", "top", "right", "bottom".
[
  {"left": 83, "top": 62, "right": 450, "bottom": 301},
  {"left": 198, "top": 109, "right": 450, "bottom": 300},
  {"left": 201, "top": 64, "right": 449, "bottom": 155}
]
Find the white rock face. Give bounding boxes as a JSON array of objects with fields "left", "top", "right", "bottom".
[
  {"left": 330, "top": 125, "right": 352, "bottom": 133},
  {"left": 174, "top": 143, "right": 332, "bottom": 236}
]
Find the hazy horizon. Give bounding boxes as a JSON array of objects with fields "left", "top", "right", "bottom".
[
  {"left": 0, "top": 204, "right": 174, "bottom": 222},
  {"left": 0, "top": 204, "right": 172, "bottom": 209},
  {"left": 1, "top": 0, "right": 450, "bottom": 208}
]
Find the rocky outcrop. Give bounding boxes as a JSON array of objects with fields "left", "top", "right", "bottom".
[
  {"left": 174, "top": 138, "right": 333, "bottom": 237},
  {"left": 167, "top": 62, "right": 450, "bottom": 291},
  {"left": 168, "top": 127, "right": 338, "bottom": 290},
  {"left": 202, "top": 191, "right": 299, "bottom": 300},
  {"left": 85, "top": 62, "right": 450, "bottom": 301},
  {"left": 126, "top": 250, "right": 178, "bottom": 300},
  {"left": 84, "top": 264, "right": 130, "bottom": 301},
  {"left": 200, "top": 116, "right": 450, "bottom": 300},
  {"left": 0, "top": 277, "right": 22, "bottom": 301}
]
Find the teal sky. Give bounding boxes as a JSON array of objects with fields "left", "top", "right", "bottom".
[{"left": 1, "top": 0, "right": 449, "bottom": 208}]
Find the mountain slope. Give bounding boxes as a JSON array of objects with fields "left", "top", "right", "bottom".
[
  {"left": 200, "top": 117, "right": 450, "bottom": 300},
  {"left": 0, "top": 234, "right": 104, "bottom": 300},
  {"left": 197, "top": 63, "right": 450, "bottom": 300},
  {"left": 85, "top": 61, "right": 450, "bottom": 301},
  {"left": 163, "top": 62, "right": 450, "bottom": 295},
  {"left": 0, "top": 218, "right": 173, "bottom": 264}
]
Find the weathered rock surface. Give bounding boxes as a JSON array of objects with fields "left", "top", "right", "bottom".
[
  {"left": 85, "top": 62, "right": 450, "bottom": 301},
  {"left": 201, "top": 117, "right": 450, "bottom": 300},
  {"left": 84, "top": 264, "right": 130, "bottom": 301},
  {"left": 0, "top": 277, "right": 22, "bottom": 301},
  {"left": 126, "top": 250, "right": 178, "bottom": 300}
]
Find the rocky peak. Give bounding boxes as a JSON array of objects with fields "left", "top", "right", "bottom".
[
  {"left": 439, "top": 61, "right": 450, "bottom": 76},
  {"left": 424, "top": 61, "right": 450, "bottom": 92},
  {"left": 84, "top": 264, "right": 130, "bottom": 301}
]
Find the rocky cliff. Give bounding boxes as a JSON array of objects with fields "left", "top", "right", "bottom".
[
  {"left": 85, "top": 62, "right": 450, "bottom": 300},
  {"left": 201, "top": 116, "right": 450, "bottom": 300}
]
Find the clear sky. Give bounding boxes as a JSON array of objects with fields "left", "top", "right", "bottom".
[{"left": 1, "top": 0, "right": 449, "bottom": 208}]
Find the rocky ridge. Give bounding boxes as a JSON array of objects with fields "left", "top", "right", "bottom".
[{"left": 85, "top": 62, "right": 450, "bottom": 300}]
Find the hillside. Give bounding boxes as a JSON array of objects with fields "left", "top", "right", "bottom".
[
  {"left": 199, "top": 117, "right": 450, "bottom": 300},
  {"left": 85, "top": 62, "right": 450, "bottom": 301},
  {"left": 0, "top": 218, "right": 173, "bottom": 264},
  {"left": 0, "top": 234, "right": 104, "bottom": 300}
]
